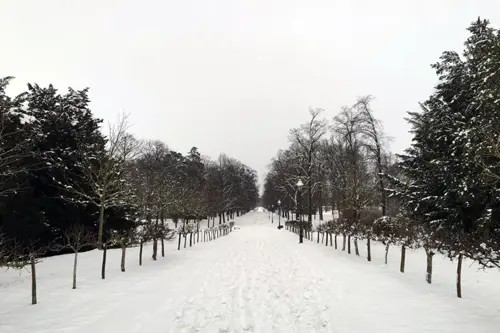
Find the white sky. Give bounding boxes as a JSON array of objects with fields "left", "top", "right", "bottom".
[{"left": 2, "top": 0, "right": 500, "bottom": 189}]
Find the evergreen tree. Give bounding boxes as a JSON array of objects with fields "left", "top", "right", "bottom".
[{"left": 394, "top": 18, "right": 500, "bottom": 296}]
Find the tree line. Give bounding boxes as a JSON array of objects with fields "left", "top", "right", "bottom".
[
  {"left": 0, "top": 78, "right": 259, "bottom": 303},
  {"left": 263, "top": 18, "right": 500, "bottom": 298}
]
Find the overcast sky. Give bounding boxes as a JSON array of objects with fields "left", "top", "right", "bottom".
[{"left": 2, "top": 0, "right": 500, "bottom": 189}]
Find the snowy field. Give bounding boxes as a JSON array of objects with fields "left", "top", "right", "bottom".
[{"left": 1, "top": 211, "right": 499, "bottom": 333}]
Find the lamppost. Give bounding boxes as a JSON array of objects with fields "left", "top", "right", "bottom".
[
  {"left": 297, "top": 179, "right": 304, "bottom": 243},
  {"left": 277, "top": 199, "right": 282, "bottom": 229}
]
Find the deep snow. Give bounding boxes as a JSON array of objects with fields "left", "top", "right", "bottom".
[{"left": 1, "top": 211, "right": 499, "bottom": 333}]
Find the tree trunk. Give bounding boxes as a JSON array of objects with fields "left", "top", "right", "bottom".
[
  {"left": 219, "top": 213, "right": 221, "bottom": 225},
  {"left": 367, "top": 238, "right": 372, "bottom": 262},
  {"left": 152, "top": 238, "right": 158, "bottom": 260},
  {"left": 139, "top": 240, "right": 143, "bottom": 266},
  {"left": 354, "top": 237, "right": 359, "bottom": 256},
  {"left": 348, "top": 235, "right": 351, "bottom": 254},
  {"left": 101, "top": 243, "right": 107, "bottom": 280},
  {"left": 457, "top": 253, "right": 463, "bottom": 298},
  {"left": 335, "top": 234, "right": 338, "bottom": 249},
  {"left": 161, "top": 216, "right": 165, "bottom": 257},
  {"left": 342, "top": 234, "right": 346, "bottom": 251},
  {"left": 426, "top": 249, "right": 434, "bottom": 284},
  {"left": 321, "top": 232, "right": 325, "bottom": 244},
  {"left": 319, "top": 195, "right": 323, "bottom": 221},
  {"left": 120, "top": 238, "right": 127, "bottom": 272},
  {"left": 31, "top": 256, "right": 37, "bottom": 305},
  {"left": 177, "top": 233, "right": 182, "bottom": 250},
  {"left": 184, "top": 235, "right": 187, "bottom": 248},
  {"left": 317, "top": 231, "right": 320, "bottom": 243},
  {"left": 384, "top": 243, "right": 390, "bottom": 265},
  {"left": 189, "top": 233, "right": 192, "bottom": 247},
  {"left": 308, "top": 177, "right": 313, "bottom": 222},
  {"left": 72, "top": 252, "right": 78, "bottom": 289},
  {"left": 325, "top": 233, "right": 329, "bottom": 246},
  {"left": 98, "top": 201, "right": 105, "bottom": 250},
  {"left": 400, "top": 245, "right": 406, "bottom": 273},
  {"left": 223, "top": 212, "right": 226, "bottom": 223},
  {"left": 330, "top": 233, "right": 333, "bottom": 247}
]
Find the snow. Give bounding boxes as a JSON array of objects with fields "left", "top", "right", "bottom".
[{"left": 1, "top": 211, "right": 500, "bottom": 333}]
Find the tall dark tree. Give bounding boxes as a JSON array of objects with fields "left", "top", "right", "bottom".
[{"left": 393, "top": 18, "right": 500, "bottom": 297}]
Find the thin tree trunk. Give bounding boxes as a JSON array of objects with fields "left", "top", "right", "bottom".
[
  {"left": 161, "top": 216, "right": 165, "bottom": 257},
  {"left": 325, "top": 233, "right": 329, "bottom": 246},
  {"left": 354, "top": 237, "right": 359, "bottom": 256},
  {"left": 317, "top": 231, "right": 320, "bottom": 243},
  {"left": 335, "top": 234, "right": 338, "bottom": 249},
  {"left": 177, "top": 233, "right": 182, "bottom": 250},
  {"left": 184, "top": 235, "right": 187, "bottom": 248},
  {"left": 367, "top": 238, "right": 372, "bottom": 262},
  {"left": 348, "top": 235, "right": 351, "bottom": 254},
  {"left": 322, "top": 232, "right": 325, "bottom": 244},
  {"left": 139, "top": 240, "right": 143, "bottom": 266},
  {"left": 121, "top": 238, "right": 126, "bottom": 272},
  {"left": 98, "top": 201, "right": 105, "bottom": 250},
  {"left": 31, "top": 256, "right": 37, "bottom": 305},
  {"left": 342, "top": 234, "right": 346, "bottom": 251},
  {"left": 384, "top": 243, "right": 390, "bottom": 264},
  {"left": 457, "top": 253, "right": 463, "bottom": 298},
  {"left": 319, "top": 198, "right": 323, "bottom": 221},
  {"left": 400, "top": 245, "right": 406, "bottom": 273},
  {"left": 189, "top": 233, "right": 192, "bottom": 247},
  {"left": 72, "top": 251, "right": 78, "bottom": 289},
  {"left": 426, "top": 249, "right": 434, "bottom": 284},
  {"left": 101, "top": 243, "right": 107, "bottom": 280},
  {"left": 330, "top": 233, "right": 333, "bottom": 247}
]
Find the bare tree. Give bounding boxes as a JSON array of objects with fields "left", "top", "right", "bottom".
[
  {"left": 136, "top": 222, "right": 153, "bottom": 266},
  {"left": 51, "top": 224, "right": 95, "bottom": 289},
  {"left": 289, "top": 108, "right": 327, "bottom": 222},
  {"left": 2, "top": 240, "right": 48, "bottom": 305},
  {"left": 116, "top": 229, "right": 136, "bottom": 272},
  {"left": 355, "top": 96, "right": 388, "bottom": 216},
  {"left": 333, "top": 106, "right": 375, "bottom": 257},
  {"left": 61, "top": 113, "right": 136, "bottom": 250}
]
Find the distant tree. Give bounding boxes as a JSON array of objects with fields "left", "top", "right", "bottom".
[{"left": 289, "top": 108, "right": 327, "bottom": 222}]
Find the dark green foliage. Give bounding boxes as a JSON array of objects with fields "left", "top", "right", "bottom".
[
  {"left": 0, "top": 79, "right": 133, "bottom": 253},
  {"left": 393, "top": 18, "right": 500, "bottom": 268}
]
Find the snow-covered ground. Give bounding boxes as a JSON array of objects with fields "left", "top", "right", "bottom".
[{"left": 1, "top": 211, "right": 499, "bottom": 333}]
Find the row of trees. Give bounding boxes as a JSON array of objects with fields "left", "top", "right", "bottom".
[
  {"left": 264, "top": 18, "right": 500, "bottom": 298},
  {"left": 0, "top": 77, "right": 259, "bottom": 303}
]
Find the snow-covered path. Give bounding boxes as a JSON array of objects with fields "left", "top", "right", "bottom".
[{"left": 1, "top": 212, "right": 499, "bottom": 333}]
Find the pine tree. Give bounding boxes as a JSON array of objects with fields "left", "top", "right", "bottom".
[{"left": 394, "top": 18, "right": 500, "bottom": 297}]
